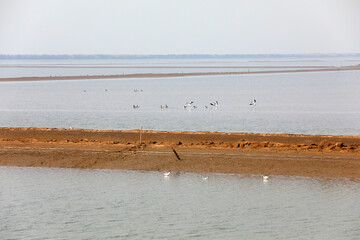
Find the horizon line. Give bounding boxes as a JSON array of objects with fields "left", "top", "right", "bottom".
[
  {"left": 1, "top": 53, "right": 360, "bottom": 55},
  {"left": 1, "top": 53, "right": 360, "bottom": 60}
]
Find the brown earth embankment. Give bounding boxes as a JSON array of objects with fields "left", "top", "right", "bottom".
[{"left": 0, "top": 127, "right": 359, "bottom": 179}]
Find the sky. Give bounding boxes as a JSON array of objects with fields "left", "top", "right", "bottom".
[{"left": 0, "top": 0, "right": 360, "bottom": 55}]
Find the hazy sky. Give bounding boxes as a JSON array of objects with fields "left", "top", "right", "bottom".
[{"left": 1, "top": 0, "right": 359, "bottom": 54}]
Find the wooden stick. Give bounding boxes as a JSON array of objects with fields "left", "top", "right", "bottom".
[{"left": 171, "top": 146, "right": 182, "bottom": 161}]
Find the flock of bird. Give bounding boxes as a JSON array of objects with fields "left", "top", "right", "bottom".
[
  {"left": 163, "top": 171, "right": 269, "bottom": 182},
  {"left": 131, "top": 99, "right": 257, "bottom": 110},
  {"left": 132, "top": 89, "right": 257, "bottom": 109},
  {"left": 183, "top": 100, "right": 219, "bottom": 109},
  {"left": 82, "top": 89, "right": 256, "bottom": 109}
]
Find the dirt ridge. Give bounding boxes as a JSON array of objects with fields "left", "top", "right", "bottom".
[{"left": 1, "top": 127, "right": 359, "bottom": 179}]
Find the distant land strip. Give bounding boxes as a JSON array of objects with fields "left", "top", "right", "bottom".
[
  {"left": 0, "top": 65, "right": 359, "bottom": 82},
  {"left": 0, "top": 65, "right": 334, "bottom": 69},
  {"left": 1, "top": 53, "right": 360, "bottom": 60}
]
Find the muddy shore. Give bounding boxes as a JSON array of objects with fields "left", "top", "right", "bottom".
[
  {"left": 0, "top": 64, "right": 359, "bottom": 82},
  {"left": 0, "top": 127, "right": 359, "bottom": 179}
]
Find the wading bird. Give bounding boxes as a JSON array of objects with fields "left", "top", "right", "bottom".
[{"left": 250, "top": 99, "right": 257, "bottom": 106}]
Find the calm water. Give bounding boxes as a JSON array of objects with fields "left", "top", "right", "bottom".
[
  {"left": 0, "top": 69, "right": 360, "bottom": 135},
  {"left": 0, "top": 167, "right": 359, "bottom": 240}
]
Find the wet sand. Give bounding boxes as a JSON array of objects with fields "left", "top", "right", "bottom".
[
  {"left": 1, "top": 127, "right": 359, "bottom": 179},
  {"left": 0, "top": 64, "right": 359, "bottom": 82}
]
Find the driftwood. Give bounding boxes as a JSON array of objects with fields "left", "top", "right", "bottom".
[{"left": 171, "top": 146, "right": 182, "bottom": 161}]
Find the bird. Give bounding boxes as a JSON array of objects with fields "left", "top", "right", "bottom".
[
  {"left": 210, "top": 101, "right": 219, "bottom": 107},
  {"left": 186, "top": 101, "right": 194, "bottom": 106},
  {"left": 184, "top": 101, "right": 194, "bottom": 109},
  {"left": 263, "top": 175, "right": 269, "bottom": 181},
  {"left": 250, "top": 99, "right": 257, "bottom": 106},
  {"left": 202, "top": 176, "right": 209, "bottom": 180},
  {"left": 163, "top": 172, "right": 171, "bottom": 177},
  {"left": 132, "top": 105, "right": 140, "bottom": 109}
]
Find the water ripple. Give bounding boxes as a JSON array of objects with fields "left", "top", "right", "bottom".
[{"left": 0, "top": 167, "right": 359, "bottom": 239}]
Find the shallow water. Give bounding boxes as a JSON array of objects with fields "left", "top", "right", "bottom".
[
  {"left": 0, "top": 167, "right": 359, "bottom": 240},
  {"left": 0, "top": 69, "right": 359, "bottom": 135}
]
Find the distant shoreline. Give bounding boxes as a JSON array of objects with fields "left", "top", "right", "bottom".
[
  {"left": 1, "top": 127, "right": 359, "bottom": 179},
  {"left": 0, "top": 65, "right": 333, "bottom": 69},
  {"left": 0, "top": 64, "right": 359, "bottom": 82},
  {"left": 2, "top": 53, "right": 360, "bottom": 60}
]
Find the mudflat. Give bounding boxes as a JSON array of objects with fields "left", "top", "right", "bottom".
[
  {"left": 0, "top": 127, "right": 359, "bottom": 179},
  {"left": 0, "top": 64, "right": 360, "bottom": 82}
]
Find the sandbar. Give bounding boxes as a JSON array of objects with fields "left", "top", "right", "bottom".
[
  {"left": 0, "top": 127, "right": 359, "bottom": 179},
  {"left": 0, "top": 64, "right": 359, "bottom": 82}
]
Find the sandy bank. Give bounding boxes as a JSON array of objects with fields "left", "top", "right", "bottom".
[
  {"left": 0, "top": 64, "right": 359, "bottom": 82},
  {"left": 0, "top": 127, "right": 359, "bottom": 179}
]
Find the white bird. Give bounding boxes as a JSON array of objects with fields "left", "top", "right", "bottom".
[
  {"left": 184, "top": 101, "right": 194, "bottom": 109},
  {"left": 163, "top": 172, "right": 171, "bottom": 177},
  {"left": 210, "top": 101, "right": 219, "bottom": 107},
  {"left": 250, "top": 99, "right": 257, "bottom": 106},
  {"left": 263, "top": 175, "right": 269, "bottom": 181},
  {"left": 202, "top": 176, "right": 209, "bottom": 180}
]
